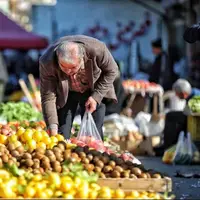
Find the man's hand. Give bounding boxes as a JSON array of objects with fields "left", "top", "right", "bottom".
[
  {"left": 50, "top": 129, "right": 57, "bottom": 136},
  {"left": 85, "top": 96, "right": 97, "bottom": 113}
]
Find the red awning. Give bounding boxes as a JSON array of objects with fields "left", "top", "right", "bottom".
[{"left": 0, "top": 11, "right": 48, "bottom": 50}]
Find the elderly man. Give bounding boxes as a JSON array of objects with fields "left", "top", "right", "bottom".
[
  {"left": 155, "top": 79, "right": 200, "bottom": 156},
  {"left": 39, "top": 35, "right": 118, "bottom": 139},
  {"left": 173, "top": 79, "right": 200, "bottom": 102}
]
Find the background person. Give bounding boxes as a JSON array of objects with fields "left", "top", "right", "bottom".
[{"left": 155, "top": 79, "right": 200, "bottom": 155}]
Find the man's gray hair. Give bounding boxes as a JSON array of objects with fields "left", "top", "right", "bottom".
[
  {"left": 173, "top": 79, "right": 192, "bottom": 94},
  {"left": 56, "top": 41, "right": 84, "bottom": 64}
]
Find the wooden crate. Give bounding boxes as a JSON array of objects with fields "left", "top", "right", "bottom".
[
  {"left": 187, "top": 114, "right": 200, "bottom": 141},
  {"left": 97, "top": 177, "right": 172, "bottom": 193}
]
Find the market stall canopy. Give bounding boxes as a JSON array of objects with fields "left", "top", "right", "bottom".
[{"left": 0, "top": 11, "right": 48, "bottom": 50}]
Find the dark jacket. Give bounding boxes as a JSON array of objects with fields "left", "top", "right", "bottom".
[
  {"left": 149, "top": 52, "right": 173, "bottom": 91},
  {"left": 39, "top": 35, "right": 118, "bottom": 126}
]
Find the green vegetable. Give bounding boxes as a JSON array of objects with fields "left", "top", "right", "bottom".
[{"left": 0, "top": 102, "right": 42, "bottom": 122}]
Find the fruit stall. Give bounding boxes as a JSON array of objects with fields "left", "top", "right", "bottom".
[
  {"left": 0, "top": 100, "right": 176, "bottom": 199},
  {"left": 122, "top": 80, "right": 164, "bottom": 116}
]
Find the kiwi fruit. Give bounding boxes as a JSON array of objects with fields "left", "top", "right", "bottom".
[
  {"left": 57, "top": 155, "right": 64, "bottom": 162},
  {"left": 84, "top": 164, "right": 94, "bottom": 172},
  {"left": 45, "top": 150, "right": 54, "bottom": 157},
  {"left": 7, "top": 159, "right": 14, "bottom": 167},
  {"left": 33, "top": 158, "right": 40, "bottom": 164},
  {"left": 103, "top": 165, "right": 113, "bottom": 173},
  {"left": 15, "top": 146, "right": 24, "bottom": 154},
  {"left": 11, "top": 150, "right": 20, "bottom": 158},
  {"left": 100, "top": 156, "right": 109, "bottom": 165},
  {"left": 152, "top": 173, "right": 162, "bottom": 179},
  {"left": 42, "top": 156, "right": 50, "bottom": 163},
  {"left": 69, "top": 157, "right": 77, "bottom": 163},
  {"left": 82, "top": 158, "right": 90, "bottom": 164},
  {"left": 92, "top": 156, "right": 99, "bottom": 164},
  {"left": 33, "top": 162, "right": 40, "bottom": 169},
  {"left": 25, "top": 159, "right": 34, "bottom": 167},
  {"left": 71, "top": 153, "right": 79, "bottom": 159},
  {"left": 121, "top": 171, "right": 130, "bottom": 178},
  {"left": 99, "top": 172, "right": 106, "bottom": 178},
  {"left": 95, "top": 160, "right": 104, "bottom": 169},
  {"left": 87, "top": 154, "right": 93, "bottom": 161},
  {"left": 7, "top": 143, "right": 15, "bottom": 151},
  {"left": 131, "top": 167, "right": 142, "bottom": 176},
  {"left": 33, "top": 169, "right": 41, "bottom": 174},
  {"left": 79, "top": 152, "right": 86, "bottom": 159},
  {"left": 41, "top": 161, "right": 51, "bottom": 169},
  {"left": 94, "top": 166, "right": 102, "bottom": 173},
  {"left": 146, "top": 173, "right": 151, "bottom": 178},
  {"left": 23, "top": 153, "right": 32, "bottom": 159},
  {"left": 111, "top": 170, "right": 121, "bottom": 178},
  {"left": 0, "top": 158, "right": 3, "bottom": 167},
  {"left": 35, "top": 152, "right": 44, "bottom": 160},
  {"left": 57, "top": 143, "right": 65, "bottom": 152},
  {"left": 53, "top": 147, "right": 62, "bottom": 154},
  {"left": 138, "top": 173, "right": 148, "bottom": 178},
  {"left": 130, "top": 174, "right": 138, "bottom": 179},
  {"left": 48, "top": 154, "right": 56, "bottom": 162},
  {"left": 2, "top": 154, "right": 8, "bottom": 163},
  {"left": 64, "top": 151, "right": 71, "bottom": 160},
  {"left": 108, "top": 161, "right": 116, "bottom": 168},
  {"left": 114, "top": 166, "right": 123, "bottom": 173},
  {"left": 35, "top": 147, "right": 45, "bottom": 154},
  {"left": 51, "top": 160, "right": 60, "bottom": 166},
  {"left": 54, "top": 165, "right": 62, "bottom": 173}
]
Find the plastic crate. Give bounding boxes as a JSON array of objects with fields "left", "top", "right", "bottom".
[{"left": 187, "top": 115, "right": 200, "bottom": 141}]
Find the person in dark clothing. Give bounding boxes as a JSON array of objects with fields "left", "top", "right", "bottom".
[
  {"left": 155, "top": 79, "right": 200, "bottom": 156},
  {"left": 105, "top": 63, "right": 126, "bottom": 115},
  {"left": 149, "top": 38, "right": 172, "bottom": 91}
]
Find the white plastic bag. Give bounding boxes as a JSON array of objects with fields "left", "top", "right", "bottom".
[
  {"left": 173, "top": 132, "right": 193, "bottom": 165},
  {"left": 77, "top": 112, "right": 102, "bottom": 142}
]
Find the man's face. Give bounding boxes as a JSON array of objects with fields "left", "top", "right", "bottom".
[
  {"left": 58, "top": 58, "right": 83, "bottom": 76},
  {"left": 152, "top": 47, "right": 161, "bottom": 55},
  {"left": 176, "top": 92, "right": 189, "bottom": 100}
]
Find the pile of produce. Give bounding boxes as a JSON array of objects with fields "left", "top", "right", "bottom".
[
  {"left": 0, "top": 167, "right": 171, "bottom": 199},
  {"left": 0, "top": 136, "right": 164, "bottom": 179},
  {"left": 188, "top": 96, "right": 200, "bottom": 113},
  {"left": 0, "top": 102, "right": 42, "bottom": 122},
  {"left": 122, "top": 80, "right": 160, "bottom": 91},
  {"left": 0, "top": 126, "right": 65, "bottom": 150}
]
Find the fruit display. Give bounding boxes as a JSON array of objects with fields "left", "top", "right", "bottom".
[
  {"left": 188, "top": 96, "right": 200, "bottom": 113},
  {"left": 0, "top": 102, "right": 42, "bottom": 122},
  {"left": 0, "top": 136, "right": 164, "bottom": 179},
  {"left": 0, "top": 126, "right": 65, "bottom": 151},
  {"left": 123, "top": 80, "right": 161, "bottom": 92},
  {"left": 0, "top": 167, "right": 172, "bottom": 199}
]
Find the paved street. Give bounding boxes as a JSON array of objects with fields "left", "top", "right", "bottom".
[{"left": 138, "top": 157, "right": 200, "bottom": 199}]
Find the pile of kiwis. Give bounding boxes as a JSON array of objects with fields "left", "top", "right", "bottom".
[
  {"left": 0, "top": 143, "right": 163, "bottom": 179},
  {"left": 0, "top": 142, "right": 68, "bottom": 174},
  {"left": 71, "top": 146, "right": 163, "bottom": 179}
]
